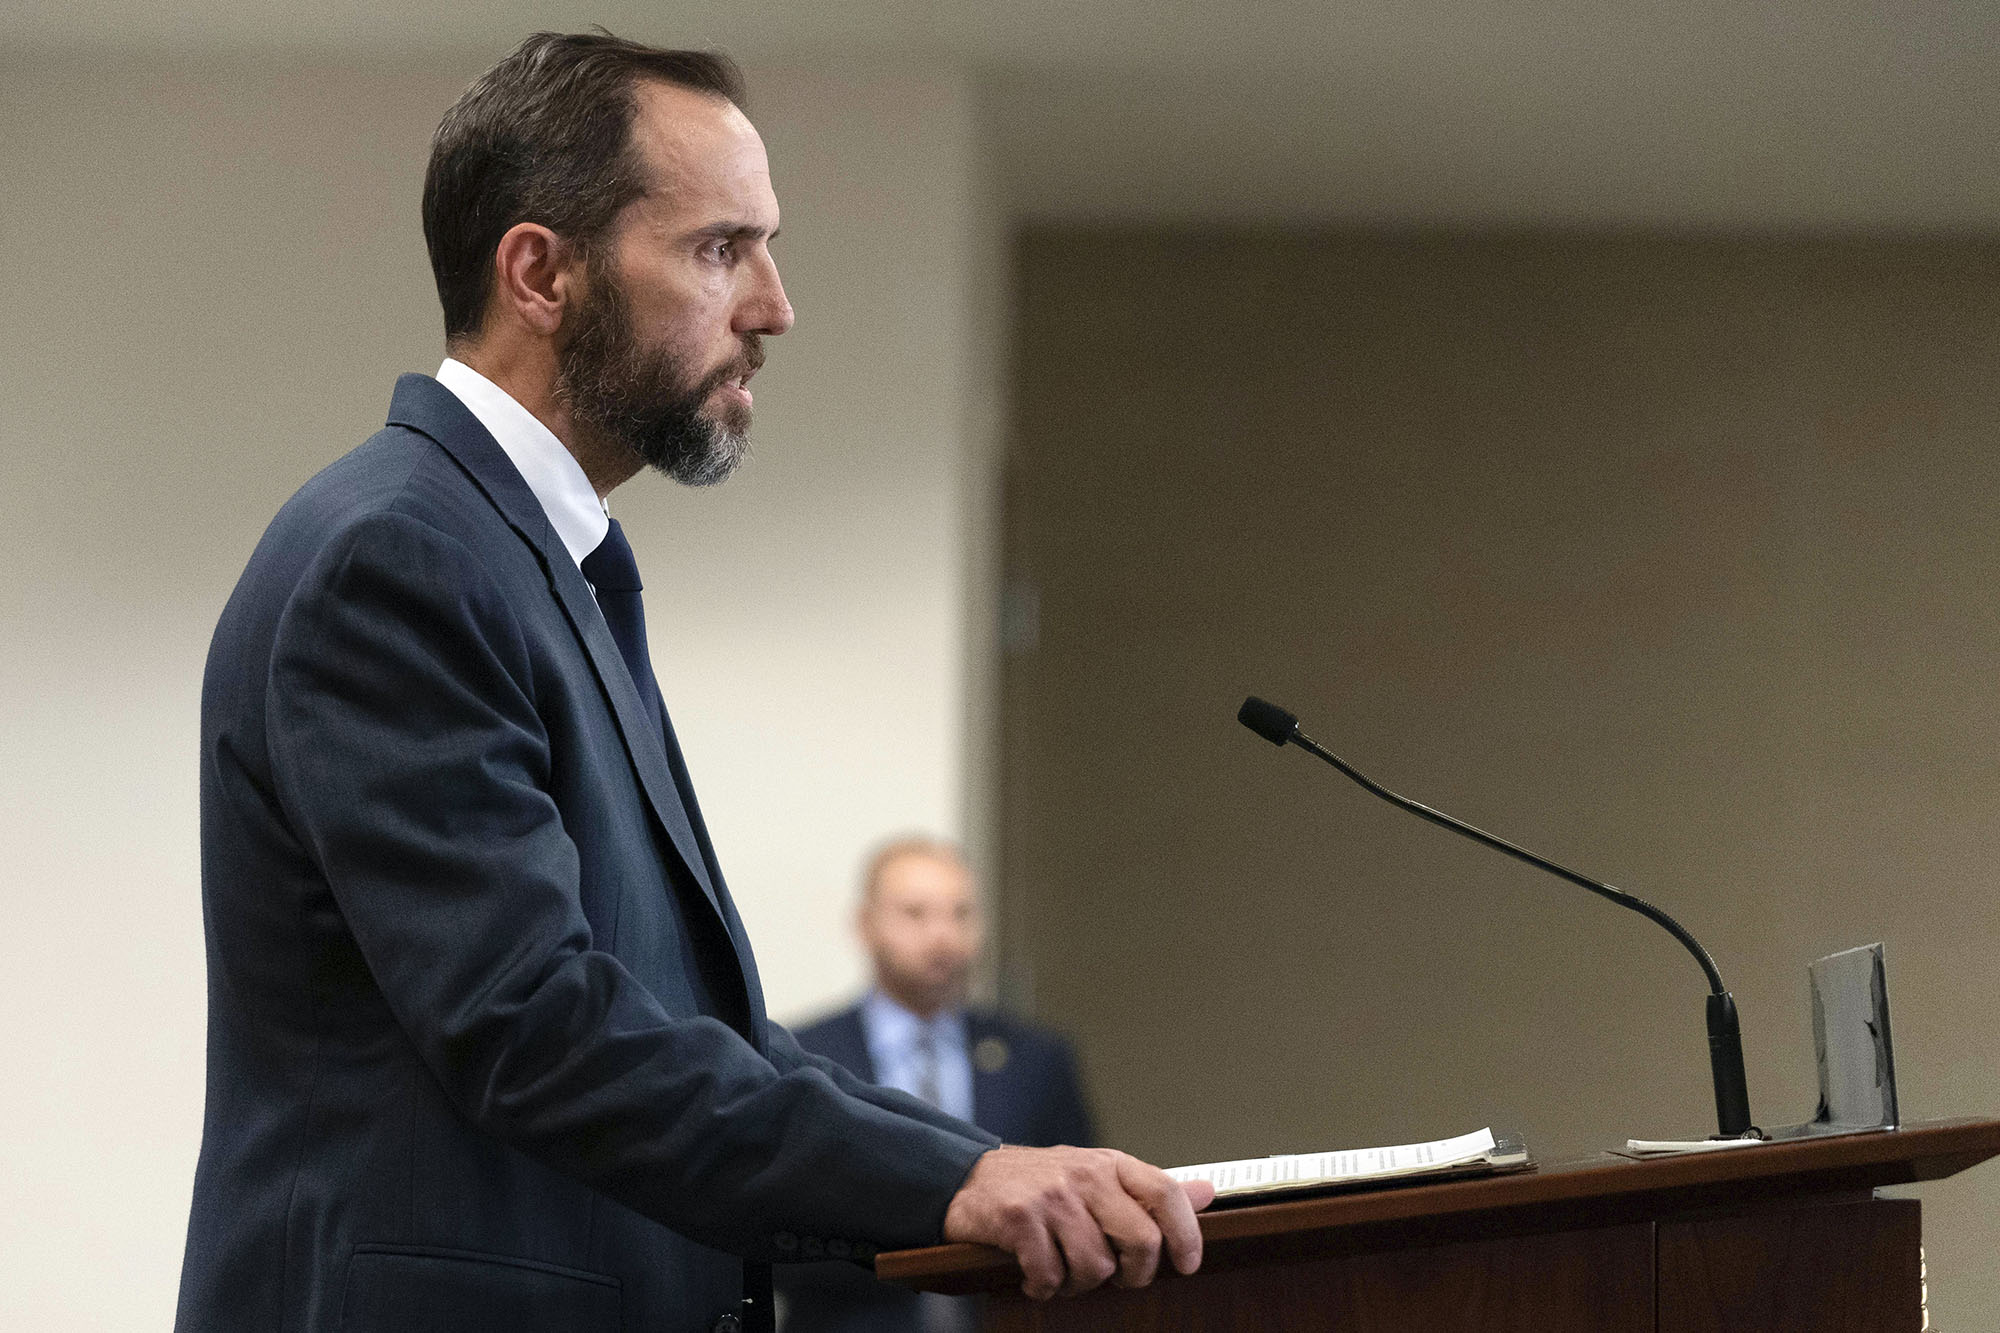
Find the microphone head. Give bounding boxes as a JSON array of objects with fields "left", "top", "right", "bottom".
[{"left": 1238, "top": 696, "right": 1299, "bottom": 746}]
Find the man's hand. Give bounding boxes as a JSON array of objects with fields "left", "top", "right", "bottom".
[{"left": 941, "top": 1145, "right": 1217, "bottom": 1301}]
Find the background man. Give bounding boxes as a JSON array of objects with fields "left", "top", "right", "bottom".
[
  {"left": 781, "top": 838, "right": 1097, "bottom": 1331},
  {"left": 174, "top": 32, "right": 1207, "bottom": 1333}
]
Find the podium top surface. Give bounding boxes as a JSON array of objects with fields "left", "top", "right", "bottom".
[{"left": 877, "top": 1116, "right": 2000, "bottom": 1296}]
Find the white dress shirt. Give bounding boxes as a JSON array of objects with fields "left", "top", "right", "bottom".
[{"left": 434, "top": 357, "right": 607, "bottom": 571}]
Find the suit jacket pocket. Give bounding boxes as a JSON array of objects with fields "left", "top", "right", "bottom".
[{"left": 342, "top": 1244, "right": 621, "bottom": 1332}]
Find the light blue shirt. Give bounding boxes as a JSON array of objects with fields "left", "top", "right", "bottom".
[{"left": 859, "top": 990, "right": 975, "bottom": 1125}]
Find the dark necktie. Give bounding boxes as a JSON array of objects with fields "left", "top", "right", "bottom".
[
  {"left": 581, "top": 518, "right": 663, "bottom": 733},
  {"left": 583, "top": 523, "right": 776, "bottom": 1333}
]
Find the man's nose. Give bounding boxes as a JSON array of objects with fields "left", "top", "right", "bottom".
[{"left": 740, "top": 252, "right": 793, "bottom": 336}]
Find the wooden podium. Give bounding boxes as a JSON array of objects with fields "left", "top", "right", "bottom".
[{"left": 878, "top": 1117, "right": 2000, "bottom": 1332}]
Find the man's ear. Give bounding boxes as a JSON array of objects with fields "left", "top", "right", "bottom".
[{"left": 490, "top": 222, "right": 581, "bottom": 337}]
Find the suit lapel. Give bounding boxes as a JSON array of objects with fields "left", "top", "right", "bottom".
[
  {"left": 969, "top": 1013, "right": 1047, "bottom": 1142},
  {"left": 836, "top": 1008, "right": 878, "bottom": 1083},
  {"left": 653, "top": 704, "right": 768, "bottom": 1035},
  {"left": 540, "top": 536, "right": 728, "bottom": 921},
  {"left": 968, "top": 1012, "right": 1000, "bottom": 1130},
  {"left": 385, "top": 374, "right": 727, "bottom": 925}
]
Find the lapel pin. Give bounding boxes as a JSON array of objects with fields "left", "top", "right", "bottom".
[{"left": 973, "top": 1036, "right": 1010, "bottom": 1074}]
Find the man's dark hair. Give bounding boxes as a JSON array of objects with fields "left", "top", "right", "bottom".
[{"left": 422, "top": 32, "right": 744, "bottom": 343}]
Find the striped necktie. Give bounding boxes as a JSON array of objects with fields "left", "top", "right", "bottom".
[{"left": 912, "top": 1023, "right": 943, "bottom": 1107}]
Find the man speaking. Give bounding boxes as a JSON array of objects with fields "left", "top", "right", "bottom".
[{"left": 174, "top": 32, "right": 1208, "bottom": 1333}]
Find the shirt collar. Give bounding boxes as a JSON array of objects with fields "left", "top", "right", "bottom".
[
  {"left": 434, "top": 357, "right": 609, "bottom": 571},
  {"left": 861, "top": 989, "right": 966, "bottom": 1051}
]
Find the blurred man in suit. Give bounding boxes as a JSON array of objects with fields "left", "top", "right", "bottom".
[
  {"left": 780, "top": 839, "right": 1096, "bottom": 1332},
  {"left": 174, "top": 33, "right": 1207, "bottom": 1333}
]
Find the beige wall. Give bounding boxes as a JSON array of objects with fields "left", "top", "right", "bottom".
[
  {"left": 5, "top": 36, "right": 1995, "bottom": 1331},
  {"left": 1002, "top": 228, "right": 2000, "bottom": 1325},
  {"left": 0, "top": 58, "right": 1000, "bottom": 1328}
]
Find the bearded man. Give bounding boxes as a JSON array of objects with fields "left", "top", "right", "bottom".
[
  {"left": 780, "top": 838, "right": 1097, "bottom": 1333},
  {"left": 174, "top": 32, "right": 1208, "bottom": 1333}
]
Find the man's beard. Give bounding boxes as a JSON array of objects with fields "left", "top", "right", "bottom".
[{"left": 555, "top": 259, "right": 762, "bottom": 487}]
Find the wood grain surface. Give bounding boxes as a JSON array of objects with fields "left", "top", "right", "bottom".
[{"left": 880, "top": 1117, "right": 1999, "bottom": 1297}]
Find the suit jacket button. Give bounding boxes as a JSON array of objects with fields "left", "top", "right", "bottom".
[
  {"left": 801, "top": 1236, "right": 825, "bottom": 1259},
  {"left": 711, "top": 1315, "right": 743, "bottom": 1333},
  {"left": 826, "top": 1239, "right": 851, "bottom": 1260},
  {"left": 773, "top": 1231, "right": 798, "bottom": 1253}
]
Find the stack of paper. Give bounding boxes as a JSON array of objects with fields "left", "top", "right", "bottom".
[
  {"left": 1618, "top": 1136, "right": 1766, "bottom": 1157},
  {"left": 1167, "top": 1127, "right": 1526, "bottom": 1202}
]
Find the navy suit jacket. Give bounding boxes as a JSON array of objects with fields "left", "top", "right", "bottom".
[
  {"left": 792, "top": 1006, "right": 1095, "bottom": 1153},
  {"left": 776, "top": 1005, "right": 1095, "bottom": 1333},
  {"left": 176, "top": 375, "right": 997, "bottom": 1333}
]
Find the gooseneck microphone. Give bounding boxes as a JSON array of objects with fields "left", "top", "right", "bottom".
[{"left": 1238, "top": 695, "right": 1756, "bottom": 1139}]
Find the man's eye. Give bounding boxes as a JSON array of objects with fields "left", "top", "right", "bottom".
[{"left": 705, "top": 240, "right": 735, "bottom": 262}]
